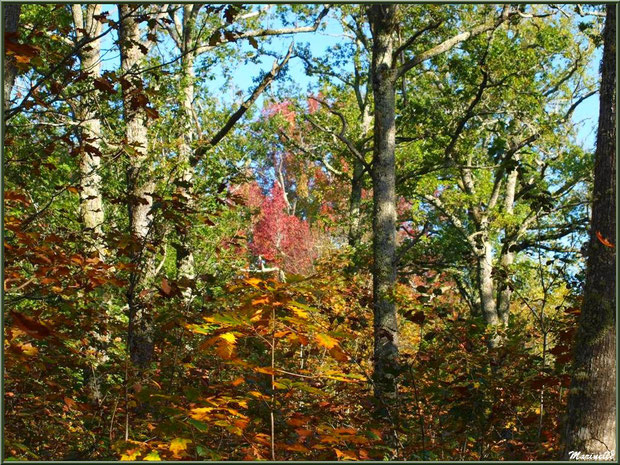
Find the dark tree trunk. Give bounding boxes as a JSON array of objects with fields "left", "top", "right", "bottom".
[
  {"left": 368, "top": 4, "right": 399, "bottom": 398},
  {"left": 563, "top": 4, "right": 616, "bottom": 459},
  {"left": 3, "top": 3, "right": 21, "bottom": 112}
]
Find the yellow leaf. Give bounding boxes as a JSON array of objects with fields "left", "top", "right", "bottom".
[
  {"left": 315, "top": 333, "right": 338, "bottom": 349},
  {"left": 219, "top": 332, "right": 236, "bottom": 344},
  {"left": 143, "top": 450, "right": 161, "bottom": 461},
  {"left": 20, "top": 342, "right": 38, "bottom": 356},
  {"left": 289, "top": 304, "right": 309, "bottom": 319},
  {"left": 249, "top": 390, "right": 271, "bottom": 400},
  {"left": 169, "top": 438, "right": 191, "bottom": 456},
  {"left": 190, "top": 407, "right": 214, "bottom": 420}
]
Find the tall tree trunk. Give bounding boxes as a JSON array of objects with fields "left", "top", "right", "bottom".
[
  {"left": 497, "top": 163, "right": 519, "bottom": 326},
  {"left": 72, "top": 5, "right": 105, "bottom": 258},
  {"left": 348, "top": 158, "right": 364, "bottom": 247},
  {"left": 563, "top": 5, "right": 616, "bottom": 459},
  {"left": 171, "top": 6, "right": 202, "bottom": 302},
  {"left": 71, "top": 4, "right": 106, "bottom": 406},
  {"left": 120, "top": 4, "right": 156, "bottom": 368},
  {"left": 368, "top": 4, "right": 399, "bottom": 398},
  {"left": 175, "top": 47, "right": 197, "bottom": 297},
  {"left": 478, "top": 239, "right": 501, "bottom": 347},
  {"left": 348, "top": 106, "right": 372, "bottom": 247},
  {"left": 3, "top": 3, "right": 21, "bottom": 112}
]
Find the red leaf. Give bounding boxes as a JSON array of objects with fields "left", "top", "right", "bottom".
[{"left": 10, "top": 311, "right": 52, "bottom": 339}]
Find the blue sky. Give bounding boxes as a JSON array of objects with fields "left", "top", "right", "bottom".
[{"left": 98, "top": 4, "right": 601, "bottom": 151}]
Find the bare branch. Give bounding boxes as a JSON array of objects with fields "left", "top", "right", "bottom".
[
  {"left": 304, "top": 99, "right": 371, "bottom": 171},
  {"left": 191, "top": 44, "right": 294, "bottom": 165},
  {"left": 393, "top": 20, "right": 443, "bottom": 58},
  {"left": 278, "top": 129, "right": 348, "bottom": 179},
  {"left": 196, "top": 6, "right": 330, "bottom": 54}
]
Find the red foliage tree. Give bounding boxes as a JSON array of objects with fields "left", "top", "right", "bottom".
[{"left": 249, "top": 184, "right": 316, "bottom": 274}]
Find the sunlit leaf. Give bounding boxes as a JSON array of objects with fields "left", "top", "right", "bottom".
[{"left": 169, "top": 438, "right": 191, "bottom": 456}]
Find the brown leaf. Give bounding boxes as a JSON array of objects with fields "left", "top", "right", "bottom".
[
  {"left": 5, "top": 40, "right": 40, "bottom": 59},
  {"left": 93, "top": 77, "right": 115, "bottom": 94},
  {"left": 144, "top": 106, "right": 159, "bottom": 119},
  {"left": 405, "top": 310, "right": 426, "bottom": 325},
  {"left": 247, "top": 36, "right": 259, "bottom": 50},
  {"left": 130, "top": 93, "right": 149, "bottom": 110},
  {"left": 11, "top": 311, "right": 52, "bottom": 339},
  {"left": 161, "top": 278, "right": 172, "bottom": 296}
]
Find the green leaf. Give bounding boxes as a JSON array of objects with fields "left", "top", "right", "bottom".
[{"left": 187, "top": 418, "right": 209, "bottom": 432}]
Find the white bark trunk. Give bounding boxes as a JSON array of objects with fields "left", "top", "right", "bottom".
[
  {"left": 73, "top": 5, "right": 105, "bottom": 258},
  {"left": 120, "top": 4, "right": 156, "bottom": 368}
]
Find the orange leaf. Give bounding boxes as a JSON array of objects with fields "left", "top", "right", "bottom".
[
  {"left": 231, "top": 376, "right": 245, "bottom": 387},
  {"left": 64, "top": 397, "right": 78, "bottom": 410},
  {"left": 335, "top": 448, "right": 358, "bottom": 460},
  {"left": 596, "top": 231, "right": 614, "bottom": 248},
  {"left": 315, "top": 333, "right": 338, "bottom": 349}
]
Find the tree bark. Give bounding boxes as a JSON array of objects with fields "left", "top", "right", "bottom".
[
  {"left": 348, "top": 158, "right": 364, "bottom": 247},
  {"left": 348, "top": 103, "right": 371, "bottom": 248},
  {"left": 175, "top": 9, "right": 198, "bottom": 297},
  {"left": 72, "top": 5, "right": 105, "bottom": 258},
  {"left": 478, "top": 239, "right": 501, "bottom": 345},
  {"left": 3, "top": 3, "right": 21, "bottom": 112},
  {"left": 120, "top": 4, "right": 156, "bottom": 368},
  {"left": 368, "top": 4, "right": 399, "bottom": 398},
  {"left": 497, "top": 164, "right": 519, "bottom": 326},
  {"left": 563, "top": 4, "right": 616, "bottom": 459}
]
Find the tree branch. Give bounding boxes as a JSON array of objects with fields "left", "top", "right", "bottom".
[
  {"left": 393, "top": 19, "right": 443, "bottom": 58},
  {"left": 191, "top": 43, "right": 294, "bottom": 165},
  {"left": 396, "top": 7, "right": 513, "bottom": 80}
]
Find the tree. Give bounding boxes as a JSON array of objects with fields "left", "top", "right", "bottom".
[
  {"left": 119, "top": 3, "right": 159, "bottom": 368},
  {"left": 398, "top": 10, "right": 595, "bottom": 346},
  {"left": 3, "top": 3, "right": 22, "bottom": 112},
  {"left": 2, "top": 3, "right": 611, "bottom": 461},
  {"left": 366, "top": 4, "right": 515, "bottom": 396},
  {"left": 249, "top": 183, "right": 315, "bottom": 274},
  {"left": 563, "top": 4, "right": 616, "bottom": 458},
  {"left": 71, "top": 5, "right": 105, "bottom": 257},
  {"left": 162, "top": 5, "right": 329, "bottom": 297},
  {"left": 366, "top": 4, "right": 400, "bottom": 399}
]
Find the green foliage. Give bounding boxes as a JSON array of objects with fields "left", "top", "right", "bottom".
[{"left": 3, "top": 3, "right": 602, "bottom": 461}]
